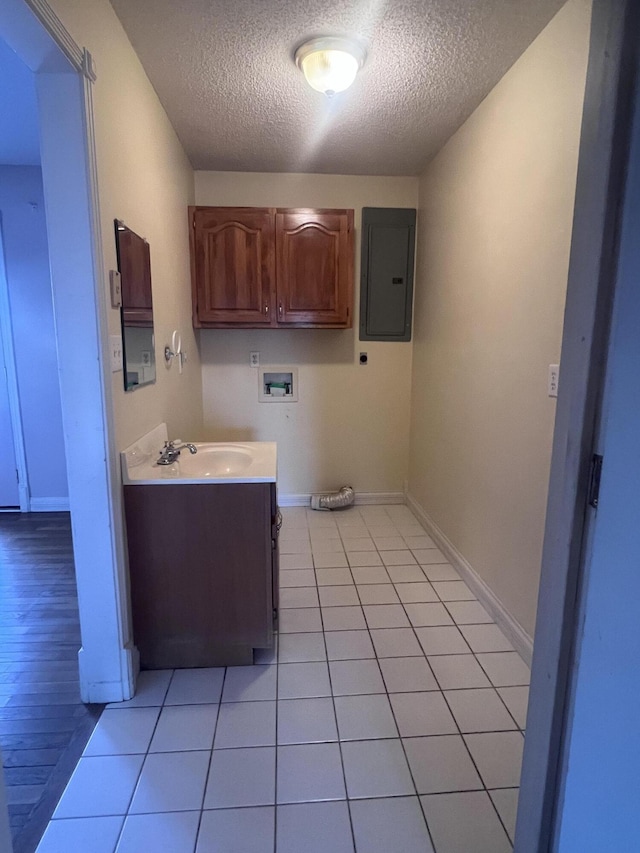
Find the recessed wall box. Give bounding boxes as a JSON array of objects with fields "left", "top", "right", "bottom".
[{"left": 259, "top": 367, "right": 298, "bottom": 402}]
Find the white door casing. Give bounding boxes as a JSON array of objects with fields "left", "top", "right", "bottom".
[
  {"left": 0, "top": 220, "right": 29, "bottom": 510},
  {"left": 0, "top": 325, "right": 20, "bottom": 508},
  {"left": 516, "top": 0, "right": 639, "bottom": 849},
  {"left": 552, "top": 12, "right": 640, "bottom": 845},
  {"left": 0, "top": 0, "right": 137, "bottom": 703}
]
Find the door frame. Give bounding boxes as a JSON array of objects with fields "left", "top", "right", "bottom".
[
  {"left": 0, "top": 218, "right": 29, "bottom": 511},
  {"left": 0, "top": 0, "right": 137, "bottom": 704},
  {"left": 515, "top": 0, "right": 637, "bottom": 849}
]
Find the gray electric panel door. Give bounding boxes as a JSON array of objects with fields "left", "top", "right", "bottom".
[{"left": 360, "top": 207, "right": 416, "bottom": 342}]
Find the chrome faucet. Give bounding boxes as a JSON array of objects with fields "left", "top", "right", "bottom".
[{"left": 156, "top": 440, "right": 197, "bottom": 466}]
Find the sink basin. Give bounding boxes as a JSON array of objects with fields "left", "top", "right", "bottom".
[
  {"left": 121, "top": 425, "right": 277, "bottom": 486},
  {"left": 178, "top": 445, "right": 253, "bottom": 477}
]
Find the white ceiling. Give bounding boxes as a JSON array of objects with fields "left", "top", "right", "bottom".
[
  {"left": 0, "top": 38, "right": 40, "bottom": 166},
  {"left": 110, "top": 0, "right": 565, "bottom": 176}
]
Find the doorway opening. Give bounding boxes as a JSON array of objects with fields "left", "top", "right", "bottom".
[
  {"left": 0, "top": 31, "right": 98, "bottom": 853},
  {"left": 0, "top": 0, "right": 137, "bottom": 848}
]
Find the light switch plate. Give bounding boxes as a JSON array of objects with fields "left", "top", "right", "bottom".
[
  {"left": 548, "top": 364, "right": 559, "bottom": 397},
  {"left": 109, "top": 270, "right": 122, "bottom": 308},
  {"left": 110, "top": 335, "right": 123, "bottom": 372}
]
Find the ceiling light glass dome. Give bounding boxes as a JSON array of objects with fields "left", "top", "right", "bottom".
[{"left": 295, "top": 37, "right": 366, "bottom": 96}]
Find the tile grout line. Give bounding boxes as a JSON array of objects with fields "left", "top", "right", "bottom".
[
  {"left": 359, "top": 506, "right": 440, "bottom": 851},
  {"left": 318, "top": 507, "right": 438, "bottom": 845},
  {"left": 194, "top": 665, "right": 227, "bottom": 852},
  {"left": 273, "top": 629, "right": 279, "bottom": 853},
  {"left": 373, "top": 507, "right": 454, "bottom": 849},
  {"left": 311, "top": 515, "right": 359, "bottom": 853},
  {"left": 130, "top": 726, "right": 526, "bottom": 751},
  {"left": 106, "top": 670, "right": 174, "bottom": 852},
  {"left": 99, "top": 785, "right": 520, "bottom": 820}
]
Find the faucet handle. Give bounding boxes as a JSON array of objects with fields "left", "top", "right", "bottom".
[{"left": 163, "top": 438, "right": 182, "bottom": 449}]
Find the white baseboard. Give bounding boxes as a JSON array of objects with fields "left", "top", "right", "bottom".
[
  {"left": 278, "top": 495, "right": 312, "bottom": 507},
  {"left": 78, "top": 644, "right": 139, "bottom": 703},
  {"left": 279, "top": 491, "right": 405, "bottom": 508},
  {"left": 356, "top": 492, "right": 405, "bottom": 506},
  {"left": 406, "top": 492, "right": 534, "bottom": 665},
  {"left": 29, "top": 496, "right": 70, "bottom": 512}
]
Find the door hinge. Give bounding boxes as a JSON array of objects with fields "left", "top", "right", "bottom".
[{"left": 588, "top": 454, "right": 603, "bottom": 508}]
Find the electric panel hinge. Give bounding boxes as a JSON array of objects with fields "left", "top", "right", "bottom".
[{"left": 588, "top": 454, "right": 603, "bottom": 509}]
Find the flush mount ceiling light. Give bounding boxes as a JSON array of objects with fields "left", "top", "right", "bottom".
[{"left": 295, "top": 37, "right": 366, "bottom": 97}]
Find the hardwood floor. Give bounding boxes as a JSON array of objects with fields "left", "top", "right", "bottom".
[{"left": 0, "top": 512, "right": 102, "bottom": 853}]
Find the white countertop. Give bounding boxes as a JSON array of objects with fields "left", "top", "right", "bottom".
[{"left": 121, "top": 425, "right": 277, "bottom": 485}]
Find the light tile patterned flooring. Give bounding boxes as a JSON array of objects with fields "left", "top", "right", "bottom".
[{"left": 35, "top": 504, "right": 529, "bottom": 852}]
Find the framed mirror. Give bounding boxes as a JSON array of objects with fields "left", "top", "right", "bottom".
[{"left": 114, "top": 220, "right": 156, "bottom": 391}]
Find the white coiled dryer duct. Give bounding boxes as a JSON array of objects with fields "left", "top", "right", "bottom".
[{"left": 310, "top": 486, "right": 355, "bottom": 511}]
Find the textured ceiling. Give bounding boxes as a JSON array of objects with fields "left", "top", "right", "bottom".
[
  {"left": 110, "top": 0, "right": 566, "bottom": 176},
  {"left": 0, "top": 38, "right": 40, "bottom": 166}
]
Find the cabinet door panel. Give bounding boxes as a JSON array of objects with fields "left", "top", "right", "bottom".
[
  {"left": 191, "top": 207, "right": 274, "bottom": 326},
  {"left": 125, "top": 483, "right": 274, "bottom": 669},
  {"left": 276, "top": 210, "right": 353, "bottom": 326}
]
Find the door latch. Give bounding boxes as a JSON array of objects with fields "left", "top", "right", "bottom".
[{"left": 588, "top": 454, "right": 603, "bottom": 508}]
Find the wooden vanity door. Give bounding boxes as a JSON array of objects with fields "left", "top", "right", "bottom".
[
  {"left": 190, "top": 207, "right": 275, "bottom": 327},
  {"left": 124, "top": 483, "right": 274, "bottom": 669},
  {"left": 275, "top": 209, "right": 353, "bottom": 327}
]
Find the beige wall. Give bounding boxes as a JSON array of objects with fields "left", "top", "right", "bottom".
[
  {"left": 48, "top": 0, "right": 203, "bottom": 450},
  {"left": 408, "top": 0, "right": 591, "bottom": 637},
  {"left": 195, "top": 172, "right": 418, "bottom": 496},
  {"left": 41, "top": 0, "right": 589, "bottom": 638}
]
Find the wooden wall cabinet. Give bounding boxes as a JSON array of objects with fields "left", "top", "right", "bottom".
[
  {"left": 124, "top": 483, "right": 278, "bottom": 669},
  {"left": 189, "top": 206, "right": 354, "bottom": 329}
]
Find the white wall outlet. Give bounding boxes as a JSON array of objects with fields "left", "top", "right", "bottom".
[
  {"left": 548, "top": 364, "right": 560, "bottom": 397},
  {"left": 110, "top": 335, "right": 123, "bottom": 372},
  {"left": 250, "top": 351, "right": 260, "bottom": 368}
]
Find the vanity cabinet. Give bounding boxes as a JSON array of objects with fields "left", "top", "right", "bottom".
[
  {"left": 189, "top": 206, "right": 354, "bottom": 328},
  {"left": 124, "top": 482, "right": 278, "bottom": 669}
]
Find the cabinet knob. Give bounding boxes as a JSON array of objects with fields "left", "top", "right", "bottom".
[
  {"left": 278, "top": 302, "right": 283, "bottom": 317},
  {"left": 264, "top": 303, "right": 269, "bottom": 315}
]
